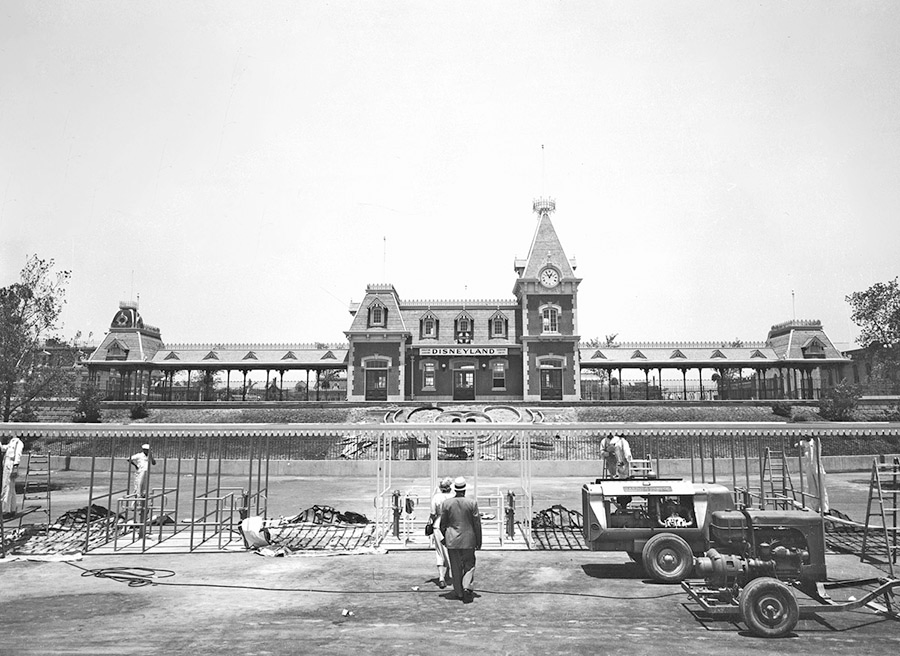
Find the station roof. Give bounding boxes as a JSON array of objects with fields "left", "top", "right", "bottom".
[
  {"left": 579, "top": 339, "right": 848, "bottom": 368},
  {"left": 90, "top": 343, "right": 348, "bottom": 369}
]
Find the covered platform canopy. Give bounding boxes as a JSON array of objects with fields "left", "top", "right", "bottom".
[
  {"left": 579, "top": 320, "right": 850, "bottom": 401},
  {"left": 88, "top": 341, "right": 349, "bottom": 401}
]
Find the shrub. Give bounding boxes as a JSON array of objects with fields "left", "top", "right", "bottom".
[
  {"left": 11, "top": 406, "right": 39, "bottom": 422},
  {"left": 771, "top": 401, "right": 793, "bottom": 418},
  {"left": 880, "top": 405, "right": 900, "bottom": 422},
  {"left": 129, "top": 403, "right": 149, "bottom": 420},
  {"left": 818, "top": 379, "right": 860, "bottom": 421},
  {"left": 73, "top": 384, "right": 103, "bottom": 423},
  {"left": 789, "top": 407, "right": 820, "bottom": 423}
]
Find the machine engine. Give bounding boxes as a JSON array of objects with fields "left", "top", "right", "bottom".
[{"left": 694, "top": 509, "right": 826, "bottom": 590}]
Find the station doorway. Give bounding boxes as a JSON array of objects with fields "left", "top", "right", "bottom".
[
  {"left": 540, "top": 367, "right": 563, "bottom": 400},
  {"left": 365, "top": 368, "right": 388, "bottom": 401},
  {"left": 453, "top": 366, "right": 476, "bottom": 400}
]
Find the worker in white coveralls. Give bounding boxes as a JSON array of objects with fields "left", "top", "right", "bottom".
[
  {"left": 797, "top": 437, "right": 829, "bottom": 513},
  {"left": 429, "top": 477, "right": 455, "bottom": 589},
  {"left": 129, "top": 443, "right": 156, "bottom": 500},
  {"left": 610, "top": 435, "right": 633, "bottom": 479},
  {"left": 599, "top": 435, "right": 618, "bottom": 479},
  {"left": 1, "top": 435, "right": 25, "bottom": 518}
]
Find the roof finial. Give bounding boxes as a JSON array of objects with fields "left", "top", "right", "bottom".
[{"left": 532, "top": 197, "right": 556, "bottom": 215}]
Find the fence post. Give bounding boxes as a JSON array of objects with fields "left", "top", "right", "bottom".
[
  {"left": 392, "top": 489, "right": 401, "bottom": 539},
  {"left": 506, "top": 490, "right": 516, "bottom": 539}
]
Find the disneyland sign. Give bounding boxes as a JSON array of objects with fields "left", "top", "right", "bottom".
[{"left": 419, "top": 347, "right": 508, "bottom": 357}]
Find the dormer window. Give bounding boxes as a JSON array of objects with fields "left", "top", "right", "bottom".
[
  {"left": 455, "top": 313, "right": 473, "bottom": 343},
  {"left": 368, "top": 301, "right": 387, "bottom": 328},
  {"left": 105, "top": 340, "right": 129, "bottom": 361},
  {"left": 802, "top": 338, "right": 826, "bottom": 359},
  {"left": 489, "top": 312, "right": 508, "bottom": 339},
  {"left": 419, "top": 313, "right": 439, "bottom": 340}
]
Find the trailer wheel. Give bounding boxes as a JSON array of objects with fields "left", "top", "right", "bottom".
[
  {"left": 739, "top": 577, "right": 799, "bottom": 638},
  {"left": 641, "top": 533, "right": 693, "bottom": 583}
]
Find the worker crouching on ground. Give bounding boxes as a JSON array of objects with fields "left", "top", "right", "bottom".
[
  {"left": 439, "top": 476, "right": 482, "bottom": 603},
  {"left": 429, "top": 477, "right": 454, "bottom": 588}
]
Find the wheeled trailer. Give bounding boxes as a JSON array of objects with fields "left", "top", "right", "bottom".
[{"left": 682, "top": 575, "right": 900, "bottom": 638}]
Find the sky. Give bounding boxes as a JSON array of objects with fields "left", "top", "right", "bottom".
[{"left": 2, "top": 2, "right": 899, "bottom": 350}]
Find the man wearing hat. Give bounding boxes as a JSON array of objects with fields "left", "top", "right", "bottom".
[
  {"left": 128, "top": 443, "right": 156, "bottom": 501},
  {"left": 439, "top": 476, "right": 482, "bottom": 602}
]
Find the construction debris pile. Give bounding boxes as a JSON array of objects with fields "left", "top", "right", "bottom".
[
  {"left": 2, "top": 504, "right": 127, "bottom": 558},
  {"left": 531, "top": 505, "right": 587, "bottom": 551},
  {"left": 241, "top": 505, "right": 377, "bottom": 556}
]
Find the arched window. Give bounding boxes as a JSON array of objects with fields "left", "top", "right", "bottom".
[{"left": 541, "top": 306, "right": 559, "bottom": 333}]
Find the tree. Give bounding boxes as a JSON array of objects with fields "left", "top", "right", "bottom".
[
  {"left": 819, "top": 379, "right": 860, "bottom": 421},
  {"left": 0, "top": 255, "right": 73, "bottom": 422},
  {"left": 581, "top": 334, "right": 618, "bottom": 398},
  {"left": 847, "top": 277, "right": 900, "bottom": 388},
  {"left": 713, "top": 339, "right": 747, "bottom": 399},
  {"left": 73, "top": 382, "right": 103, "bottom": 423},
  {"left": 197, "top": 369, "right": 221, "bottom": 400},
  {"left": 847, "top": 277, "right": 900, "bottom": 350},
  {"left": 583, "top": 333, "right": 618, "bottom": 348}
]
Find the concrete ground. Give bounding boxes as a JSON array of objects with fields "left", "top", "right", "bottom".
[
  {"left": 1, "top": 550, "right": 897, "bottom": 656},
  {"left": 1, "top": 471, "right": 898, "bottom": 655}
]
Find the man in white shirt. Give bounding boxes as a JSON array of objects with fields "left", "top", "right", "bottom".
[
  {"left": 797, "top": 437, "right": 829, "bottom": 513},
  {"left": 1, "top": 435, "right": 24, "bottom": 517},
  {"left": 129, "top": 443, "right": 156, "bottom": 500},
  {"left": 598, "top": 435, "right": 618, "bottom": 479},
  {"left": 610, "top": 435, "right": 633, "bottom": 479}
]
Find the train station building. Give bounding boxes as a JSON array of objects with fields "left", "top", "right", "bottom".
[
  {"left": 86, "top": 198, "right": 850, "bottom": 402},
  {"left": 345, "top": 198, "right": 581, "bottom": 402}
]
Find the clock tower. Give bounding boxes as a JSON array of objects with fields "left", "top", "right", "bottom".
[{"left": 513, "top": 198, "right": 582, "bottom": 401}]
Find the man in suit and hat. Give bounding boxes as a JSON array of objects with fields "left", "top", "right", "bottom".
[{"left": 440, "top": 476, "right": 482, "bottom": 602}]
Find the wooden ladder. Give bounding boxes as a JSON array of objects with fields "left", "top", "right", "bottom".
[
  {"left": 761, "top": 447, "right": 796, "bottom": 510},
  {"left": 19, "top": 453, "right": 51, "bottom": 532},
  {"left": 861, "top": 457, "right": 899, "bottom": 577}
]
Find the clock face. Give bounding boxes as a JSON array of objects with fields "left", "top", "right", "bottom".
[{"left": 540, "top": 268, "right": 560, "bottom": 288}]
